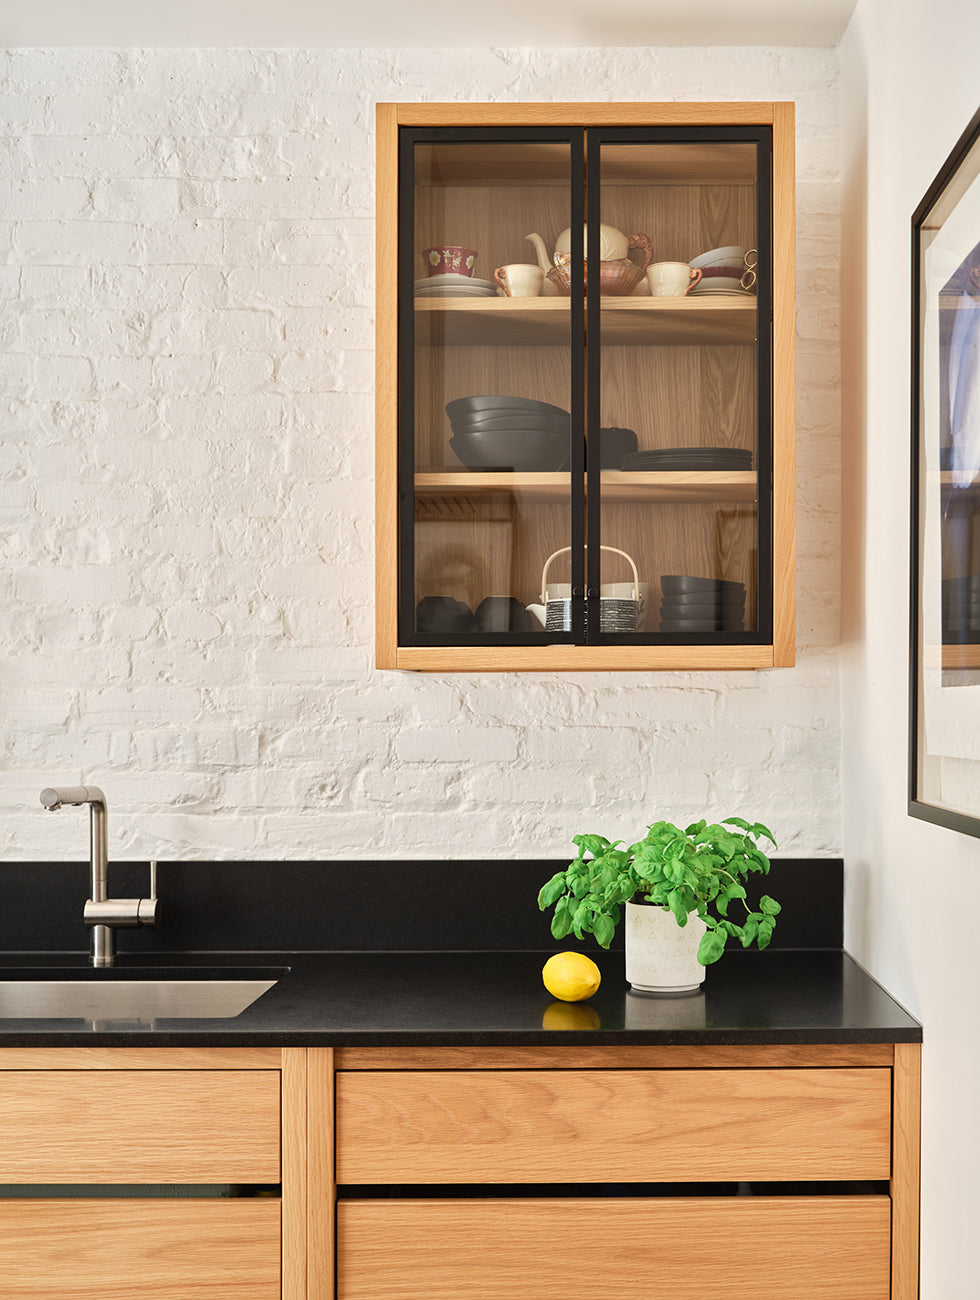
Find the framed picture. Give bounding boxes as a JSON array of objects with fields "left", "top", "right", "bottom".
[{"left": 910, "top": 105, "right": 980, "bottom": 835}]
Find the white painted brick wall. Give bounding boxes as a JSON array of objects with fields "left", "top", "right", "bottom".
[{"left": 0, "top": 45, "right": 842, "bottom": 862}]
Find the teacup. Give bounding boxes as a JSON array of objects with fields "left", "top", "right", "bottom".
[
  {"left": 423, "top": 245, "right": 477, "bottom": 277},
  {"left": 646, "top": 262, "right": 703, "bottom": 297},
  {"left": 494, "top": 264, "right": 544, "bottom": 298}
]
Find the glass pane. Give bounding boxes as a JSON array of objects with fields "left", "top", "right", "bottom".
[
  {"left": 595, "top": 138, "right": 763, "bottom": 640},
  {"left": 915, "top": 125, "right": 980, "bottom": 816},
  {"left": 408, "top": 138, "right": 575, "bottom": 641}
]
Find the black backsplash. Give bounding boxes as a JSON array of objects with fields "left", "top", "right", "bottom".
[{"left": 0, "top": 858, "right": 842, "bottom": 956}]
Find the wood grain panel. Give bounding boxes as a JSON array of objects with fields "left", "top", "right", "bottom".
[
  {"left": 335, "top": 1044, "right": 896, "bottom": 1070},
  {"left": 0, "top": 1199, "right": 280, "bottom": 1300},
  {"left": 0, "top": 1047, "right": 283, "bottom": 1070},
  {"left": 771, "top": 100, "right": 797, "bottom": 666},
  {"left": 892, "top": 1043, "right": 922, "bottom": 1300},
  {"left": 308, "top": 1048, "right": 337, "bottom": 1300},
  {"left": 397, "top": 102, "right": 778, "bottom": 127},
  {"left": 375, "top": 101, "right": 400, "bottom": 668},
  {"left": 394, "top": 644, "right": 775, "bottom": 670},
  {"left": 336, "top": 1068, "right": 891, "bottom": 1184},
  {"left": 338, "top": 1196, "right": 890, "bottom": 1300},
  {"left": 281, "top": 1048, "right": 307, "bottom": 1300},
  {"left": 0, "top": 1071, "right": 280, "bottom": 1183}
]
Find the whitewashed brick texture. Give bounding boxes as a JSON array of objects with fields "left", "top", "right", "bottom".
[{"left": 1, "top": 46, "right": 842, "bottom": 862}]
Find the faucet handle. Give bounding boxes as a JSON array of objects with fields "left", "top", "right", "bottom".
[{"left": 136, "top": 860, "right": 158, "bottom": 927}]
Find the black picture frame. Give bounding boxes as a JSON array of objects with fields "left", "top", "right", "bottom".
[{"left": 909, "top": 104, "right": 980, "bottom": 836}]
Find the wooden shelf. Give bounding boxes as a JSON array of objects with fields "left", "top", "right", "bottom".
[
  {"left": 414, "top": 295, "right": 758, "bottom": 346},
  {"left": 415, "top": 470, "right": 757, "bottom": 503},
  {"left": 412, "top": 140, "right": 757, "bottom": 187},
  {"left": 925, "top": 644, "right": 980, "bottom": 668}
]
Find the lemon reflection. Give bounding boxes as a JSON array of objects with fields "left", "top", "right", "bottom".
[{"left": 541, "top": 1000, "right": 601, "bottom": 1031}]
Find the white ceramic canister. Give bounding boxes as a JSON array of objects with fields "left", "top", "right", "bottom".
[{"left": 625, "top": 900, "right": 707, "bottom": 994}]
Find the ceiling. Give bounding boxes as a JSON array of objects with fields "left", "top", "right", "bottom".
[{"left": 2, "top": 0, "right": 858, "bottom": 49}]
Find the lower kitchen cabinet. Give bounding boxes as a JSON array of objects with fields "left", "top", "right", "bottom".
[
  {"left": 0, "top": 1199, "right": 281, "bottom": 1300},
  {"left": 0, "top": 1041, "right": 920, "bottom": 1299},
  {"left": 0, "top": 1047, "right": 310, "bottom": 1300},
  {"left": 338, "top": 1196, "right": 891, "bottom": 1300},
  {"left": 331, "top": 1044, "right": 920, "bottom": 1300}
]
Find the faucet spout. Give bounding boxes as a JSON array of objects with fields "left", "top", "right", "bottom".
[{"left": 39, "top": 785, "right": 154, "bottom": 967}]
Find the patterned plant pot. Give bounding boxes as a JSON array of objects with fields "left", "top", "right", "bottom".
[{"left": 625, "top": 900, "right": 707, "bottom": 994}]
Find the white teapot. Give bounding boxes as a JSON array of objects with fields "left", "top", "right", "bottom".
[{"left": 526, "top": 224, "right": 638, "bottom": 268}]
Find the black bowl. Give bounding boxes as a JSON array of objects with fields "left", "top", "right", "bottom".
[
  {"left": 415, "top": 596, "right": 475, "bottom": 633},
  {"left": 446, "top": 394, "right": 570, "bottom": 422},
  {"left": 474, "top": 596, "right": 534, "bottom": 633},
  {"left": 660, "top": 575, "right": 746, "bottom": 596},
  {"left": 450, "top": 429, "right": 569, "bottom": 472}
]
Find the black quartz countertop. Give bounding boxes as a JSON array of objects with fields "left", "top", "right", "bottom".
[{"left": 0, "top": 948, "right": 922, "bottom": 1048}]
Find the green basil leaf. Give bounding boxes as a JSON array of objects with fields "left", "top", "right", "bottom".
[{"left": 697, "top": 929, "right": 727, "bottom": 965}]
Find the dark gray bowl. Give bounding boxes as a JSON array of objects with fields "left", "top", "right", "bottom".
[
  {"left": 450, "top": 430, "right": 569, "bottom": 472},
  {"left": 415, "top": 597, "right": 475, "bottom": 634},
  {"left": 474, "top": 596, "right": 534, "bottom": 633},
  {"left": 662, "top": 591, "right": 746, "bottom": 610},
  {"left": 661, "top": 602, "right": 747, "bottom": 621},
  {"left": 659, "top": 618, "right": 746, "bottom": 632},
  {"left": 661, "top": 575, "right": 746, "bottom": 596},
  {"left": 446, "top": 395, "right": 570, "bottom": 422},
  {"left": 451, "top": 412, "right": 571, "bottom": 435}
]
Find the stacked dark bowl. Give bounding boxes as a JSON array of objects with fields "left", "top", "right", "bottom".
[
  {"left": 446, "top": 396, "right": 571, "bottom": 472},
  {"left": 415, "top": 595, "right": 536, "bottom": 634},
  {"left": 623, "top": 446, "right": 753, "bottom": 472},
  {"left": 942, "top": 575, "right": 980, "bottom": 642},
  {"left": 659, "top": 575, "right": 747, "bottom": 633}
]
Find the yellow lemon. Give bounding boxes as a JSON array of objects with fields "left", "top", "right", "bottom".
[
  {"left": 542, "top": 951, "right": 601, "bottom": 1002},
  {"left": 542, "top": 1000, "right": 601, "bottom": 1031}
]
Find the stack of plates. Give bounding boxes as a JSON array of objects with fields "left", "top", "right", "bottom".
[
  {"left": 688, "top": 283, "right": 756, "bottom": 298},
  {"left": 446, "top": 395, "right": 571, "bottom": 472},
  {"left": 942, "top": 575, "right": 980, "bottom": 640},
  {"left": 623, "top": 447, "right": 753, "bottom": 472},
  {"left": 659, "top": 575, "right": 747, "bottom": 632},
  {"left": 415, "top": 274, "right": 497, "bottom": 298}
]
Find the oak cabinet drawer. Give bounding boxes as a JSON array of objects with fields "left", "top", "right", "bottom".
[
  {"left": 338, "top": 1196, "right": 891, "bottom": 1300},
  {"left": 336, "top": 1067, "right": 892, "bottom": 1183},
  {"left": 0, "top": 1199, "right": 281, "bottom": 1299},
  {"left": 0, "top": 1071, "right": 281, "bottom": 1183}
]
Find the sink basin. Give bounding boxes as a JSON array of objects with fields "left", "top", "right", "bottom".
[{"left": 0, "top": 968, "right": 284, "bottom": 1021}]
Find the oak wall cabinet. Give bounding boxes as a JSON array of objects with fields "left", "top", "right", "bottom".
[{"left": 375, "top": 103, "right": 796, "bottom": 672}]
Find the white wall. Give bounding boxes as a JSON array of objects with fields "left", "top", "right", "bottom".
[
  {"left": 840, "top": 2, "right": 980, "bottom": 1294},
  {"left": 0, "top": 46, "right": 842, "bottom": 861}
]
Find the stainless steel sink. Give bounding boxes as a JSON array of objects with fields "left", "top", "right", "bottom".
[{"left": 0, "top": 969, "right": 283, "bottom": 1021}]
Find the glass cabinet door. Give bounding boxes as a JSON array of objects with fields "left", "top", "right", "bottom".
[
  {"left": 588, "top": 128, "right": 772, "bottom": 645},
  {"left": 399, "top": 130, "right": 585, "bottom": 646},
  {"left": 396, "top": 123, "right": 775, "bottom": 649}
]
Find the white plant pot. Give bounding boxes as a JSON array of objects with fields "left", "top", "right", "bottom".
[{"left": 625, "top": 901, "right": 707, "bottom": 994}]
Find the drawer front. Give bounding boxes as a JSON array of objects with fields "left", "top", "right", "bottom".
[
  {"left": 0, "top": 1071, "right": 281, "bottom": 1183},
  {"left": 338, "top": 1196, "right": 891, "bottom": 1300},
  {"left": 336, "top": 1067, "right": 891, "bottom": 1183},
  {"left": 0, "top": 1199, "right": 280, "bottom": 1299}
]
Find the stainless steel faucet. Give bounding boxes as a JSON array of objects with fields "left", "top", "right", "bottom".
[{"left": 39, "top": 785, "right": 157, "bottom": 967}]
